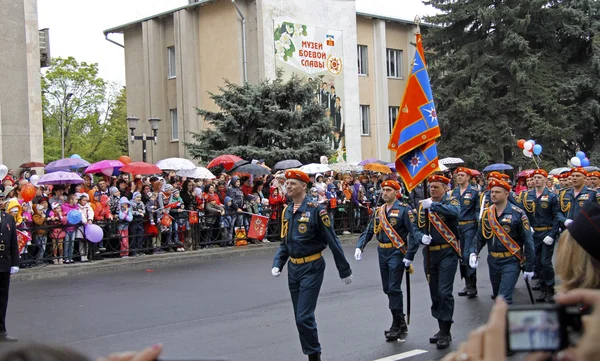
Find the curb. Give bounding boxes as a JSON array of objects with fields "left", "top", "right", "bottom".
[{"left": 13, "top": 234, "right": 358, "bottom": 282}]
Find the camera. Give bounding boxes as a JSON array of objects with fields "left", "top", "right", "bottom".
[{"left": 506, "top": 304, "right": 584, "bottom": 353}]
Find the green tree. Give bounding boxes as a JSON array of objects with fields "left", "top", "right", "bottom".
[
  {"left": 424, "top": 0, "right": 600, "bottom": 170},
  {"left": 185, "top": 71, "right": 333, "bottom": 166},
  {"left": 42, "top": 56, "right": 128, "bottom": 163}
]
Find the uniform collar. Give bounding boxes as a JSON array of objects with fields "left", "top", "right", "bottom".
[{"left": 290, "top": 196, "right": 309, "bottom": 214}]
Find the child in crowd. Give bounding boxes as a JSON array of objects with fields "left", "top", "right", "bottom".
[
  {"left": 48, "top": 202, "right": 66, "bottom": 265},
  {"left": 32, "top": 204, "right": 48, "bottom": 264},
  {"left": 77, "top": 193, "right": 94, "bottom": 262},
  {"left": 61, "top": 193, "right": 79, "bottom": 264},
  {"left": 117, "top": 197, "right": 133, "bottom": 258},
  {"left": 129, "top": 192, "right": 146, "bottom": 256}
]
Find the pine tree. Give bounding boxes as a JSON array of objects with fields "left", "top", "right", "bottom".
[
  {"left": 185, "top": 71, "right": 333, "bottom": 166},
  {"left": 424, "top": 0, "right": 600, "bottom": 169}
]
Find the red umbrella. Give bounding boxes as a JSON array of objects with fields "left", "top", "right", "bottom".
[
  {"left": 19, "top": 162, "right": 45, "bottom": 168},
  {"left": 119, "top": 161, "right": 161, "bottom": 175},
  {"left": 207, "top": 154, "right": 243, "bottom": 170},
  {"left": 516, "top": 169, "right": 534, "bottom": 179}
]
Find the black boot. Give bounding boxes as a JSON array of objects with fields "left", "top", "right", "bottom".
[
  {"left": 467, "top": 275, "right": 478, "bottom": 299},
  {"left": 386, "top": 312, "right": 408, "bottom": 340},
  {"left": 532, "top": 280, "right": 542, "bottom": 291},
  {"left": 436, "top": 321, "right": 452, "bottom": 349},
  {"left": 458, "top": 283, "right": 469, "bottom": 297},
  {"left": 544, "top": 286, "right": 555, "bottom": 303},
  {"left": 308, "top": 353, "right": 321, "bottom": 361},
  {"left": 536, "top": 284, "right": 548, "bottom": 303},
  {"left": 384, "top": 310, "right": 399, "bottom": 336},
  {"left": 429, "top": 320, "right": 443, "bottom": 343}
]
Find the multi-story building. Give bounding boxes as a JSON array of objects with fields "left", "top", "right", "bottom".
[
  {"left": 104, "top": 0, "right": 421, "bottom": 164},
  {"left": 0, "top": 0, "right": 45, "bottom": 170}
]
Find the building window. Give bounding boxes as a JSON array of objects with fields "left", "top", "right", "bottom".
[
  {"left": 168, "top": 46, "right": 176, "bottom": 78},
  {"left": 360, "top": 105, "right": 370, "bottom": 136},
  {"left": 386, "top": 48, "right": 402, "bottom": 78},
  {"left": 357, "top": 45, "right": 368, "bottom": 75},
  {"left": 389, "top": 106, "right": 399, "bottom": 134},
  {"left": 170, "top": 108, "right": 178, "bottom": 140}
]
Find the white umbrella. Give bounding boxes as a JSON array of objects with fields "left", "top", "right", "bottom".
[
  {"left": 329, "top": 162, "right": 363, "bottom": 172},
  {"left": 439, "top": 157, "right": 464, "bottom": 165},
  {"left": 299, "top": 163, "right": 331, "bottom": 174},
  {"left": 155, "top": 157, "right": 196, "bottom": 171},
  {"left": 176, "top": 167, "right": 216, "bottom": 179},
  {"left": 438, "top": 163, "right": 449, "bottom": 172}
]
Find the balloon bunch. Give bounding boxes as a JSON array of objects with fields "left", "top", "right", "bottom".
[
  {"left": 570, "top": 151, "right": 590, "bottom": 167},
  {"left": 517, "top": 139, "right": 543, "bottom": 168}
]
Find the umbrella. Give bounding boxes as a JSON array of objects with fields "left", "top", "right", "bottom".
[
  {"left": 364, "top": 163, "right": 393, "bottom": 174},
  {"left": 516, "top": 169, "right": 535, "bottom": 179},
  {"left": 45, "top": 158, "right": 91, "bottom": 172},
  {"left": 176, "top": 167, "right": 216, "bottom": 179},
  {"left": 273, "top": 159, "right": 303, "bottom": 171},
  {"left": 549, "top": 167, "right": 570, "bottom": 175},
  {"left": 329, "top": 162, "right": 363, "bottom": 172},
  {"left": 120, "top": 162, "right": 161, "bottom": 175},
  {"left": 469, "top": 168, "right": 481, "bottom": 176},
  {"left": 358, "top": 158, "right": 387, "bottom": 166},
  {"left": 299, "top": 163, "right": 331, "bottom": 174},
  {"left": 231, "top": 163, "right": 271, "bottom": 176},
  {"left": 84, "top": 160, "right": 124, "bottom": 174},
  {"left": 155, "top": 157, "right": 196, "bottom": 171},
  {"left": 37, "top": 171, "right": 84, "bottom": 185},
  {"left": 483, "top": 163, "right": 513, "bottom": 172},
  {"left": 438, "top": 163, "right": 449, "bottom": 172},
  {"left": 19, "top": 162, "right": 45, "bottom": 168},
  {"left": 207, "top": 154, "right": 243, "bottom": 170},
  {"left": 585, "top": 166, "right": 600, "bottom": 172},
  {"left": 439, "top": 157, "right": 465, "bottom": 165},
  {"left": 386, "top": 163, "right": 396, "bottom": 171}
]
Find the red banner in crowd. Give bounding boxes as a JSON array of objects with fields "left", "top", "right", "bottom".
[{"left": 247, "top": 214, "right": 269, "bottom": 240}]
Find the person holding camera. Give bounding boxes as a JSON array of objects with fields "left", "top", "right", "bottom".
[{"left": 469, "top": 179, "right": 535, "bottom": 305}]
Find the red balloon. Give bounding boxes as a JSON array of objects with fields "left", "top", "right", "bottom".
[
  {"left": 517, "top": 139, "right": 526, "bottom": 149},
  {"left": 119, "top": 155, "right": 132, "bottom": 165},
  {"left": 21, "top": 183, "right": 36, "bottom": 202}
]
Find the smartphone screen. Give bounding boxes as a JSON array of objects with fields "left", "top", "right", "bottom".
[{"left": 507, "top": 307, "right": 561, "bottom": 352}]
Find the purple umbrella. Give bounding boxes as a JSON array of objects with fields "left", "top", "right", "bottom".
[
  {"left": 37, "top": 171, "right": 84, "bottom": 185},
  {"left": 45, "top": 158, "right": 91, "bottom": 172},
  {"left": 358, "top": 158, "right": 388, "bottom": 166},
  {"left": 84, "top": 160, "right": 124, "bottom": 175},
  {"left": 386, "top": 163, "right": 397, "bottom": 171}
]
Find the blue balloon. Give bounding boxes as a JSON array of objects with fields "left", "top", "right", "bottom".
[
  {"left": 67, "top": 210, "right": 82, "bottom": 225},
  {"left": 527, "top": 139, "right": 535, "bottom": 145},
  {"left": 70, "top": 154, "right": 81, "bottom": 159},
  {"left": 576, "top": 151, "right": 586, "bottom": 160},
  {"left": 533, "top": 144, "right": 542, "bottom": 155},
  {"left": 582, "top": 158, "right": 590, "bottom": 167}
]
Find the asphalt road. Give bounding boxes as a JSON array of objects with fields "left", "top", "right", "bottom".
[{"left": 6, "top": 242, "right": 536, "bottom": 361}]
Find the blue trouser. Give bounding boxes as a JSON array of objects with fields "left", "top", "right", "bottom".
[
  {"left": 533, "top": 231, "right": 555, "bottom": 287},
  {"left": 423, "top": 247, "right": 457, "bottom": 322},
  {"left": 488, "top": 255, "right": 521, "bottom": 304},
  {"left": 288, "top": 257, "right": 325, "bottom": 356},
  {"left": 458, "top": 223, "right": 477, "bottom": 277},
  {"left": 64, "top": 230, "right": 76, "bottom": 261},
  {"left": 129, "top": 220, "right": 144, "bottom": 253},
  {"left": 378, "top": 246, "right": 405, "bottom": 312}
]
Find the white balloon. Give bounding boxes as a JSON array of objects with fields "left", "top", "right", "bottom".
[
  {"left": 523, "top": 149, "right": 533, "bottom": 158},
  {"left": 523, "top": 141, "right": 533, "bottom": 151},
  {"left": 0, "top": 165, "right": 7, "bottom": 180},
  {"left": 101, "top": 167, "right": 114, "bottom": 177},
  {"left": 571, "top": 157, "right": 581, "bottom": 167},
  {"left": 30, "top": 174, "right": 40, "bottom": 186}
]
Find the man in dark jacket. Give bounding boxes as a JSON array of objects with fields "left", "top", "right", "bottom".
[{"left": 0, "top": 191, "right": 19, "bottom": 342}]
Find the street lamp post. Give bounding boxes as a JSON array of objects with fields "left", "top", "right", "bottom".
[
  {"left": 127, "top": 116, "right": 161, "bottom": 163},
  {"left": 61, "top": 93, "right": 74, "bottom": 159}
]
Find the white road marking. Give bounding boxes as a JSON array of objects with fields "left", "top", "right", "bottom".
[{"left": 373, "top": 349, "right": 428, "bottom": 361}]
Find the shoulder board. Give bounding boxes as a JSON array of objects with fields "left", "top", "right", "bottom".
[
  {"left": 307, "top": 202, "right": 318, "bottom": 208},
  {"left": 511, "top": 205, "right": 525, "bottom": 214},
  {"left": 446, "top": 195, "right": 457, "bottom": 200}
]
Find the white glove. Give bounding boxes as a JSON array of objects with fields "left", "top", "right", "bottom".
[
  {"left": 421, "top": 234, "right": 432, "bottom": 245},
  {"left": 271, "top": 267, "right": 281, "bottom": 278},
  {"left": 469, "top": 253, "right": 478, "bottom": 269},
  {"left": 420, "top": 198, "right": 433, "bottom": 210},
  {"left": 10, "top": 267, "right": 18, "bottom": 275},
  {"left": 543, "top": 236, "right": 554, "bottom": 246},
  {"left": 342, "top": 275, "right": 353, "bottom": 285},
  {"left": 564, "top": 219, "right": 573, "bottom": 227},
  {"left": 523, "top": 272, "right": 534, "bottom": 282},
  {"left": 403, "top": 258, "right": 412, "bottom": 268},
  {"left": 354, "top": 248, "right": 362, "bottom": 261}
]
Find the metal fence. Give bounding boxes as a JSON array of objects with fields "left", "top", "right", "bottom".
[{"left": 18, "top": 202, "right": 375, "bottom": 268}]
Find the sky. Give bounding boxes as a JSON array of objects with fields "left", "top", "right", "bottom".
[{"left": 37, "top": 0, "right": 437, "bottom": 85}]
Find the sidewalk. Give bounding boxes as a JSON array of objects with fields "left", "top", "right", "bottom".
[{"left": 13, "top": 235, "right": 358, "bottom": 282}]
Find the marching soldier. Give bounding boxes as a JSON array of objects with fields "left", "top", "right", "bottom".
[
  {"left": 468, "top": 179, "right": 535, "bottom": 304},
  {"left": 450, "top": 167, "right": 479, "bottom": 299},
  {"left": 0, "top": 190, "right": 19, "bottom": 342},
  {"left": 404, "top": 175, "right": 460, "bottom": 349},
  {"left": 518, "top": 169, "right": 560, "bottom": 302},
  {"left": 558, "top": 167, "right": 600, "bottom": 230},
  {"left": 480, "top": 172, "right": 522, "bottom": 211},
  {"left": 355, "top": 180, "right": 416, "bottom": 341},
  {"left": 590, "top": 171, "right": 600, "bottom": 190},
  {"left": 272, "top": 169, "right": 353, "bottom": 361}
]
